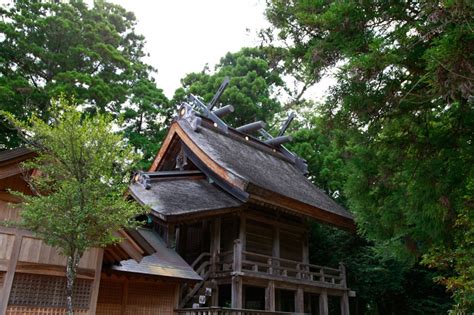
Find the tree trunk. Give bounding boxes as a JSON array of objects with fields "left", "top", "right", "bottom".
[{"left": 66, "top": 250, "right": 81, "bottom": 315}]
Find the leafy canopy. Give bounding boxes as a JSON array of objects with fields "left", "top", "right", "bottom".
[
  {"left": 0, "top": 0, "right": 170, "bottom": 155},
  {"left": 173, "top": 47, "right": 285, "bottom": 127},
  {"left": 1, "top": 98, "right": 142, "bottom": 258},
  {"left": 265, "top": 0, "right": 474, "bottom": 310}
]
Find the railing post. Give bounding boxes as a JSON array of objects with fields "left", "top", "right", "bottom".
[
  {"left": 233, "top": 239, "right": 242, "bottom": 273},
  {"left": 339, "top": 262, "right": 347, "bottom": 288},
  {"left": 267, "top": 258, "right": 273, "bottom": 275}
]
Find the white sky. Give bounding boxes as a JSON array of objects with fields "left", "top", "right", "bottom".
[
  {"left": 109, "top": 0, "right": 271, "bottom": 98},
  {"left": 1, "top": 0, "right": 334, "bottom": 102}
]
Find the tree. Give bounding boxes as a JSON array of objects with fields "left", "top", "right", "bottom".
[
  {"left": 265, "top": 0, "right": 474, "bottom": 310},
  {"left": 0, "top": 0, "right": 169, "bottom": 152},
  {"left": 1, "top": 98, "right": 142, "bottom": 314},
  {"left": 173, "top": 47, "right": 285, "bottom": 127},
  {"left": 123, "top": 79, "right": 170, "bottom": 169},
  {"left": 286, "top": 112, "right": 453, "bottom": 313}
]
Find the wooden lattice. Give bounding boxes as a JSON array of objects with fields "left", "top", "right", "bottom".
[
  {"left": 6, "top": 306, "right": 88, "bottom": 315},
  {"left": 8, "top": 273, "right": 92, "bottom": 309}
]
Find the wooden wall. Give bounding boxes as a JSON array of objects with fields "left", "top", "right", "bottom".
[
  {"left": 96, "top": 275, "right": 179, "bottom": 315},
  {"left": 0, "top": 195, "right": 102, "bottom": 315}
]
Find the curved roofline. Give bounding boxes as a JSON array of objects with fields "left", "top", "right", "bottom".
[{"left": 145, "top": 119, "right": 355, "bottom": 230}]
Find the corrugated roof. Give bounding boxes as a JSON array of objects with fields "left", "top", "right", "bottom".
[
  {"left": 178, "top": 119, "right": 353, "bottom": 220},
  {"left": 129, "top": 177, "right": 242, "bottom": 219},
  {"left": 112, "top": 228, "right": 202, "bottom": 281}
]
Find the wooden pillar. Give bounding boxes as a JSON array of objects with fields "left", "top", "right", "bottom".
[
  {"left": 231, "top": 276, "right": 242, "bottom": 309},
  {"left": 233, "top": 239, "right": 242, "bottom": 273},
  {"left": 0, "top": 231, "right": 22, "bottom": 314},
  {"left": 166, "top": 224, "right": 176, "bottom": 248},
  {"left": 341, "top": 292, "right": 350, "bottom": 315},
  {"left": 210, "top": 218, "right": 221, "bottom": 273},
  {"left": 265, "top": 281, "right": 275, "bottom": 311},
  {"left": 319, "top": 290, "right": 329, "bottom": 315},
  {"left": 211, "top": 279, "right": 219, "bottom": 307},
  {"left": 295, "top": 287, "right": 304, "bottom": 314},
  {"left": 88, "top": 248, "right": 104, "bottom": 315}
]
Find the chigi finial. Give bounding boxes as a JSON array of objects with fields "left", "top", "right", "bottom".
[{"left": 177, "top": 78, "right": 308, "bottom": 175}]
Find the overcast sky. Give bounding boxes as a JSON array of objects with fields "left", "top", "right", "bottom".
[
  {"left": 2, "top": 0, "right": 334, "bottom": 102},
  {"left": 108, "top": 0, "right": 270, "bottom": 98}
]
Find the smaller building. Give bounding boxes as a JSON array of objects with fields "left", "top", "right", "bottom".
[{"left": 0, "top": 99, "right": 356, "bottom": 315}]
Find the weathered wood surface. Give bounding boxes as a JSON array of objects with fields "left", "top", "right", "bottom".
[
  {"left": 97, "top": 276, "right": 178, "bottom": 315},
  {"left": 176, "top": 307, "right": 310, "bottom": 315}
]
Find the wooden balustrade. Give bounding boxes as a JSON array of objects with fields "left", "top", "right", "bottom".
[
  {"left": 215, "top": 239, "right": 346, "bottom": 288},
  {"left": 176, "top": 307, "right": 309, "bottom": 315}
]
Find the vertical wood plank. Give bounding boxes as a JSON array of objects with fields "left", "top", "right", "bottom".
[
  {"left": 319, "top": 290, "right": 329, "bottom": 315},
  {"left": 0, "top": 232, "right": 22, "bottom": 314},
  {"left": 295, "top": 287, "right": 304, "bottom": 314},
  {"left": 265, "top": 280, "right": 275, "bottom": 312},
  {"left": 121, "top": 278, "right": 129, "bottom": 315},
  {"left": 231, "top": 276, "right": 242, "bottom": 309},
  {"left": 87, "top": 248, "right": 104, "bottom": 315},
  {"left": 272, "top": 226, "right": 280, "bottom": 258},
  {"left": 302, "top": 231, "right": 309, "bottom": 264}
]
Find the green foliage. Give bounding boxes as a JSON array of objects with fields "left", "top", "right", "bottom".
[
  {"left": 123, "top": 80, "right": 170, "bottom": 169},
  {"left": 266, "top": 0, "right": 474, "bottom": 311},
  {"left": 1, "top": 98, "right": 142, "bottom": 257},
  {"left": 310, "top": 223, "right": 452, "bottom": 314},
  {"left": 0, "top": 0, "right": 170, "bottom": 156},
  {"left": 174, "top": 47, "right": 285, "bottom": 126}
]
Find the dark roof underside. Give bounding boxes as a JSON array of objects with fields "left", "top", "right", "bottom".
[
  {"left": 129, "top": 177, "right": 242, "bottom": 218},
  {"left": 0, "top": 147, "right": 33, "bottom": 164},
  {"left": 112, "top": 228, "right": 202, "bottom": 281},
  {"left": 179, "top": 120, "right": 353, "bottom": 220}
]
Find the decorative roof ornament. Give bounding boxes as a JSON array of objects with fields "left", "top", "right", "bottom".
[
  {"left": 177, "top": 77, "right": 308, "bottom": 175},
  {"left": 178, "top": 102, "right": 202, "bottom": 131}
]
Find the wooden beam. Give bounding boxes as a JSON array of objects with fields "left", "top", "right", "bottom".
[
  {"left": 265, "top": 280, "right": 275, "bottom": 312},
  {"left": 295, "top": 287, "right": 304, "bottom": 314},
  {"left": 319, "top": 290, "right": 329, "bottom": 315},
  {"left": 231, "top": 276, "right": 242, "bottom": 309},
  {"left": 88, "top": 248, "right": 104, "bottom": 315},
  {"left": 248, "top": 189, "right": 356, "bottom": 231},
  {"left": 0, "top": 232, "right": 22, "bottom": 314}
]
